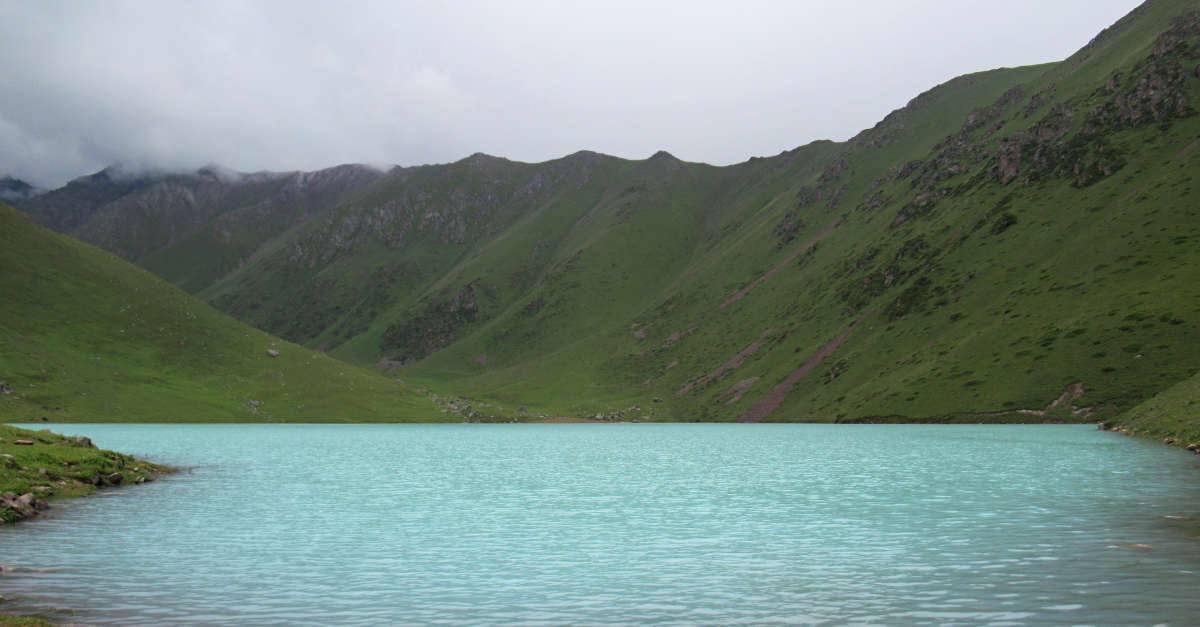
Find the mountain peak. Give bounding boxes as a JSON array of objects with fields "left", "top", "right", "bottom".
[
  {"left": 0, "top": 175, "right": 39, "bottom": 202},
  {"left": 462, "top": 152, "right": 503, "bottom": 164},
  {"left": 632, "top": 149, "right": 688, "bottom": 181}
]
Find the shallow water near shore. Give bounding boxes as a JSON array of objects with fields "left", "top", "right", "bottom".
[{"left": 2, "top": 423, "right": 1199, "bottom": 625}]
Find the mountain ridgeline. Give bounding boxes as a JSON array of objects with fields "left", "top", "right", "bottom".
[{"left": 10, "top": 0, "right": 1200, "bottom": 438}]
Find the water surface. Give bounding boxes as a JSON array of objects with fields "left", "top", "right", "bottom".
[{"left": 2, "top": 424, "right": 1199, "bottom": 625}]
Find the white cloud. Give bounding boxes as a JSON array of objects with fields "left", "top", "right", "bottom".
[{"left": 0, "top": 0, "right": 1143, "bottom": 188}]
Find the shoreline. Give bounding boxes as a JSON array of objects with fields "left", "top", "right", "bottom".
[
  {"left": 0, "top": 424, "right": 170, "bottom": 625},
  {"left": 0, "top": 424, "right": 171, "bottom": 524}
]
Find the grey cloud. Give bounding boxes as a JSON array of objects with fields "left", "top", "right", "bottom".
[{"left": 0, "top": 0, "right": 1140, "bottom": 188}]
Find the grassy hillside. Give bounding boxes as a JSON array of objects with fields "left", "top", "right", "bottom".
[
  {"left": 0, "top": 203, "right": 443, "bottom": 421},
  {"left": 395, "top": 0, "right": 1200, "bottom": 425},
  {"left": 1110, "top": 368, "right": 1200, "bottom": 446},
  {"left": 10, "top": 1, "right": 1200, "bottom": 436}
]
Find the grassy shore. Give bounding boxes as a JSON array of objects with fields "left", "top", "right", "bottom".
[
  {"left": 0, "top": 424, "right": 169, "bottom": 523},
  {"left": 1107, "top": 369, "right": 1200, "bottom": 450},
  {"left": 0, "top": 424, "right": 169, "bottom": 624}
]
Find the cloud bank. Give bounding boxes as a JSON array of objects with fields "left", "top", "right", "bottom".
[{"left": 0, "top": 0, "right": 1140, "bottom": 187}]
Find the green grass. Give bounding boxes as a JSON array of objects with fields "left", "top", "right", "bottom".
[
  {"left": 0, "top": 424, "right": 168, "bottom": 522},
  {"left": 1111, "top": 368, "right": 1200, "bottom": 446},
  {"left": 0, "top": 204, "right": 444, "bottom": 421},
  {"left": 6, "top": 1, "right": 1200, "bottom": 442}
]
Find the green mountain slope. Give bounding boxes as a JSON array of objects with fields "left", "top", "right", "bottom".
[
  {"left": 12, "top": 0, "right": 1200, "bottom": 433},
  {"left": 0, "top": 204, "right": 442, "bottom": 421},
  {"left": 1111, "top": 368, "right": 1200, "bottom": 445},
  {"left": 355, "top": 0, "right": 1200, "bottom": 424},
  {"left": 14, "top": 164, "right": 387, "bottom": 294}
]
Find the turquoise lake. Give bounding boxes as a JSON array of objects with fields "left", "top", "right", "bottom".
[{"left": 2, "top": 424, "right": 1199, "bottom": 625}]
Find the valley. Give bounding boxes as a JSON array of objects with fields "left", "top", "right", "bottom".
[{"left": 2, "top": 1, "right": 1199, "bottom": 446}]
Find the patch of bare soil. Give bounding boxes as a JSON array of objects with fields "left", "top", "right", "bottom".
[
  {"left": 715, "top": 377, "right": 760, "bottom": 405},
  {"left": 719, "top": 217, "right": 842, "bottom": 310},
  {"left": 1175, "top": 135, "right": 1200, "bottom": 158},
  {"left": 739, "top": 322, "right": 859, "bottom": 422},
  {"left": 968, "top": 382, "right": 1093, "bottom": 418},
  {"left": 676, "top": 329, "right": 776, "bottom": 396}
]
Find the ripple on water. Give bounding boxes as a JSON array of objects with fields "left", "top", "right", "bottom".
[{"left": 0, "top": 423, "right": 1198, "bottom": 625}]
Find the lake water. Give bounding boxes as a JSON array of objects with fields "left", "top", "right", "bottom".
[{"left": 2, "top": 424, "right": 1199, "bottom": 625}]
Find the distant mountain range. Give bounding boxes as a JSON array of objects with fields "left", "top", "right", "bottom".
[{"left": 5, "top": 0, "right": 1200, "bottom": 443}]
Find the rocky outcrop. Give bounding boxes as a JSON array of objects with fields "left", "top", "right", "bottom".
[
  {"left": 793, "top": 157, "right": 853, "bottom": 215},
  {"left": 0, "top": 492, "right": 49, "bottom": 522},
  {"left": 1086, "top": 13, "right": 1198, "bottom": 135},
  {"left": 991, "top": 104, "right": 1080, "bottom": 185},
  {"left": 991, "top": 16, "right": 1198, "bottom": 188},
  {"left": 773, "top": 212, "right": 806, "bottom": 249},
  {"left": 901, "top": 85, "right": 1028, "bottom": 199}
]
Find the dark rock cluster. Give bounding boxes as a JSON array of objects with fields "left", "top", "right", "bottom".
[{"left": 0, "top": 492, "right": 50, "bottom": 521}]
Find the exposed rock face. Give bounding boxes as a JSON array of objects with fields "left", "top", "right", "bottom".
[
  {"left": 794, "top": 157, "right": 853, "bottom": 214},
  {"left": 0, "top": 382, "right": 11, "bottom": 395},
  {"left": 286, "top": 160, "right": 534, "bottom": 268},
  {"left": 267, "top": 349, "right": 281, "bottom": 358},
  {"left": 971, "top": 18, "right": 1200, "bottom": 193},
  {"left": 1090, "top": 58, "right": 1194, "bottom": 130},
  {"left": 985, "top": 32, "right": 1200, "bottom": 190},
  {"left": 14, "top": 167, "right": 157, "bottom": 232},
  {"left": 1151, "top": 11, "right": 1200, "bottom": 56},
  {"left": 774, "top": 212, "right": 806, "bottom": 249},
  {"left": 991, "top": 105, "right": 1084, "bottom": 186}
]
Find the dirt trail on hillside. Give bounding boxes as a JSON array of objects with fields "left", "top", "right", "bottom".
[
  {"left": 967, "top": 382, "right": 1092, "bottom": 418},
  {"left": 715, "top": 377, "right": 760, "bottom": 405},
  {"left": 1176, "top": 136, "right": 1200, "bottom": 158},
  {"left": 677, "top": 329, "right": 776, "bottom": 396},
  {"left": 719, "top": 217, "right": 842, "bottom": 310},
  {"left": 738, "top": 321, "right": 859, "bottom": 422}
]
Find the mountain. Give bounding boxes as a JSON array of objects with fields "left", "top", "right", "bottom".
[
  {"left": 0, "top": 175, "right": 39, "bottom": 202},
  {"left": 0, "top": 203, "right": 443, "bottom": 421},
  {"left": 11, "top": 0, "right": 1200, "bottom": 434},
  {"left": 13, "top": 164, "right": 387, "bottom": 293},
  {"left": 14, "top": 166, "right": 161, "bottom": 233}
]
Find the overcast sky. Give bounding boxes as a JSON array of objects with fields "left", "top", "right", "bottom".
[{"left": 0, "top": 0, "right": 1141, "bottom": 188}]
